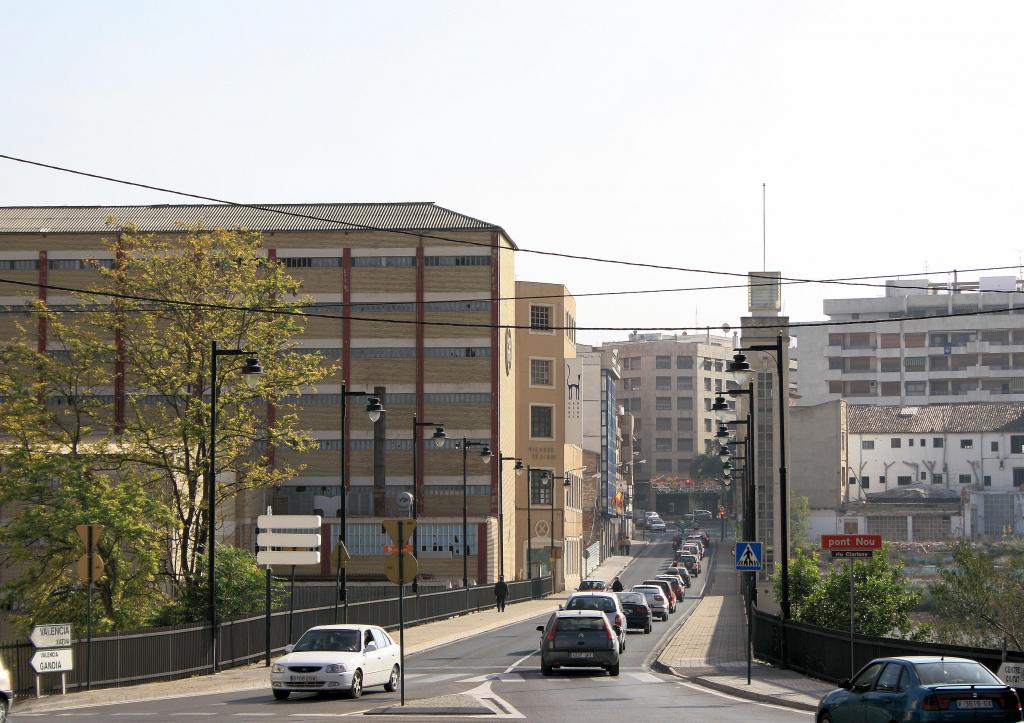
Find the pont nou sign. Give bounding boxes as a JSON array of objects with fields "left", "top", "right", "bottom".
[{"left": 820, "top": 534, "right": 882, "bottom": 552}]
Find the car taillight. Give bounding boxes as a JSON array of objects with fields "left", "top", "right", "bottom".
[
  {"left": 603, "top": 619, "right": 616, "bottom": 641},
  {"left": 545, "top": 622, "right": 557, "bottom": 642},
  {"left": 1001, "top": 690, "right": 1022, "bottom": 711},
  {"left": 655, "top": 595, "right": 665, "bottom": 602}
]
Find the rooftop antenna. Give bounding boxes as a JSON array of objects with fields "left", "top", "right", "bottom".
[{"left": 762, "top": 182, "right": 766, "bottom": 272}]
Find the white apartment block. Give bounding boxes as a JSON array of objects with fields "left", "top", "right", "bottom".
[{"left": 794, "top": 277, "right": 1024, "bottom": 407}]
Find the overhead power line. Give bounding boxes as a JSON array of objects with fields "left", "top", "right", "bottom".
[{"left": 0, "top": 153, "right": 1020, "bottom": 296}]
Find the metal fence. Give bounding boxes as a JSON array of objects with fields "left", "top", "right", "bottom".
[
  {"left": 753, "top": 609, "right": 1024, "bottom": 684},
  {"left": 0, "top": 575, "right": 553, "bottom": 697}
]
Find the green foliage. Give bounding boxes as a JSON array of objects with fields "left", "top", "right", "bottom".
[
  {"left": 789, "top": 496, "right": 813, "bottom": 555},
  {"left": 157, "top": 546, "right": 286, "bottom": 624},
  {"left": 774, "top": 544, "right": 928, "bottom": 640},
  {"left": 929, "top": 541, "right": 1024, "bottom": 651},
  {"left": 689, "top": 453, "right": 723, "bottom": 480}
]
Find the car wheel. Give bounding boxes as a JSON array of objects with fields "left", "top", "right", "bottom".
[
  {"left": 273, "top": 690, "right": 290, "bottom": 700},
  {"left": 384, "top": 664, "right": 400, "bottom": 692},
  {"left": 818, "top": 713, "right": 832, "bottom": 723},
  {"left": 644, "top": 624, "right": 652, "bottom": 634},
  {"left": 607, "top": 663, "right": 620, "bottom": 676},
  {"left": 541, "top": 663, "right": 554, "bottom": 676},
  {"left": 347, "top": 669, "right": 363, "bottom": 699}
]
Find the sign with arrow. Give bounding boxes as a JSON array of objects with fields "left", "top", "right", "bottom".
[
  {"left": 31, "top": 624, "right": 72, "bottom": 649},
  {"left": 31, "top": 648, "right": 73, "bottom": 673},
  {"left": 735, "top": 541, "right": 763, "bottom": 571}
]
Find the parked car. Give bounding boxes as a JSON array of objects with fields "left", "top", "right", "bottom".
[
  {"left": 270, "top": 624, "right": 400, "bottom": 700},
  {"left": 667, "top": 562, "right": 692, "bottom": 587},
  {"left": 614, "top": 591, "right": 653, "bottom": 634},
  {"left": 817, "top": 656, "right": 1023, "bottom": 723},
  {"left": 564, "top": 592, "right": 628, "bottom": 652},
  {"left": 641, "top": 579, "right": 677, "bottom": 613},
  {"left": 690, "top": 530, "right": 710, "bottom": 546},
  {"left": 694, "top": 509, "right": 714, "bottom": 520},
  {"left": 537, "top": 610, "right": 621, "bottom": 677},
  {"left": 682, "top": 543, "right": 703, "bottom": 560},
  {"left": 0, "top": 657, "right": 12, "bottom": 722},
  {"left": 655, "top": 574, "right": 686, "bottom": 602},
  {"left": 648, "top": 519, "right": 667, "bottom": 533},
  {"left": 675, "top": 552, "right": 700, "bottom": 577},
  {"left": 632, "top": 584, "right": 669, "bottom": 621},
  {"left": 577, "top": 579, "right": 607, "bottom": 592}
]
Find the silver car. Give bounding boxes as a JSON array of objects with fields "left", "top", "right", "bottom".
[{"left": 632, "top": 584, "right": 669, "bottom": 621}]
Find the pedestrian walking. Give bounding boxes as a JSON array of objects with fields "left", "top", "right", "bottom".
[
  {"left": 624, "top": 538, "right": 631, "bottom": 556},
  {"left": 494, "top": 575, "right": 509, "bottom": 612}
]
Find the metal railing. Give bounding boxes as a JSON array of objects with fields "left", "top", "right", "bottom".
[{"left": 0, "top": 575, "right": 553, "bottom": 696}]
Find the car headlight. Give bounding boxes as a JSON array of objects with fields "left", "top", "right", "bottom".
[
  {"left": 325, "top": 664, "right": 346, "bottom": 673},
  {"left": 272, "top": 664, "right": 285, "bottom": 673}
]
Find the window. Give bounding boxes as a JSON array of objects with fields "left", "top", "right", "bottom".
[
  {"left": 909, "top": 438, "right": 915, "bottom": 447},
  {"left": 352, "top": 255, "right": 416, "bottom": 267},
  {"left": 655, "top": 356, "right": 671, "bottom": 369},
  {"left": 861, "top": 477, "right": 870, "bottom": 488},
  {"left": 904, "top": 333, "right": 926, "bottom": 348},
  {"left": 281, "top": 256, "right": 343, "bottom": 268},
  {"left": 677, "top": 418, "right": 693, "bottom": 433},
  {"left": 656, "top": 376, "right": 672, "bottom": 390},
  {"left": 676, "top": 356, "right": 693, "bottom": 369},
  {"left": 920, "top": 471, "right": 927, "bottom": 480},
  {"left": 879, "top": 475, "right": 886, "bottom": 485},
  {"left": 933, "top": 437, "right": 944, "bottom": 448},
  {"left": 930, "top": 474, "right": 942, "bottom": 484},
  {"left": 1015, "top": 469, "right": 1024, "bottom": 487},
  {"left": 655, "top": 459, "right": 673, "bottom": 473},
  {"left": 530, "top": 359, "right": 553, "bottom": 386},
  {"left": 992, "top": 441, "right": 1000, "bottom": 452},
  {"left": 656, "top": 418, "right": 672, "bottom": 431},
  {"left": 876, "top": 664, "right": 906, "bottom": 693},
  {"left": 424, "top": 255, "right": 490, "bottom": 266},
  {"left": 676, "top": 377, "right": 692, "bottom": 391},
  {"left": 879, "top": 334, "right": 901, "bottom": 349},
  {"left": 529, "top": 305, "right": 552, "bottom": 331},
  {"left": 529, "top": 469, "right": 552, "bottom": 505},
  {"left": 1013, "top": 435, "right": 1024, "bottom": 454},
  {"left": 703, "top": 398, "right": 713, "bottom": 412},
  {"left": 655, "top": 439, "right": 672, "bottom": 452},
  {"left": 530, "top": 405, "right": 554, "bottom": 439},
  {"left": 677, "top": 397, "right": 693, "bottom": 410},
  {"left": 850, "top": 477, "right": 859, "bottom": 486},
  {"left": 958, "top": 474, "right": 971, "bottom": 484},
  {"left": 904, "top": 357, "right": 926, "bottom": 371},
  {"left": 960, "top": 439, "right": 974, "bottom": 449},
  {"left": 677, "top": 438, "right": 693, "bottom": 453},
  {"left": 704, "top": 378, "right": 713, "bottom": 391},
  {"left": 906, "top": 381, "right": 927, "bottom": 395},
  {"left": 880, "top": 358, "right": 900, "bottom": 372},
  {"left": 623, "top": 377, "right": 641, "bottom": 391},
  {"left": 984, "top": 476, "right": 992, "bottom": 486},
  {"left": 861, "top": 440, "right": 875, "bottom": 450},
  {"left": 622, "top": 397, "right": 641, "bottom": 412},
  {"left": 0, "top": 259, "right": 39, "bottom": 270},
  {"left": 622, "top": 357, "right": 641, "bottom": 370},
  {"left": 920, "top": 439, "right": 926, "bottom": 447},
  {"left": 897, "top": 476, "right": 912, "bottom": 485},
  {"left": 422, "top": 347, "right": 490, "bottom": 358},
  {"left": 656, "top": 397, "right": 672, "bottom": 411},
  {"left": 891, "top": 438, "right": 902, "bottom": 448},
  {"left": 704, "top": 419, "right": 713, "bottom": 433},
  {"left": 677, "top": 459, "right": 691, "bottom": 473}
]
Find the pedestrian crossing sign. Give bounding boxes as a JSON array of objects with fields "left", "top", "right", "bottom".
[{"left": 735, "top": 541, "right": 763, "bottom": 571}]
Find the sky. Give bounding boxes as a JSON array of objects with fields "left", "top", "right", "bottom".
[{"left": 2, "top": 2, "right": 1024, "bottom": 346}]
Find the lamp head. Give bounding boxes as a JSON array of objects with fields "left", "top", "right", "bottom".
[
  {"left": 480, "top": 446, "right": 492, "bottom": 463},
  {"left": 431, "top": 425, "right": 447, "bottom": 448},
  {"left": 366, "top": 397, "right": 384, "bottom": 423},
  {"left": 514, "top": 459, "right": 525, "bottom": 475},
  {"left": 241, "top": 357, "right": 263, "bottom": 388},
  {"left": 711, "top": 395, "right": 729, "bottom": 412},
  {"left": 729, "top": 352, "right": 752, "bottom": 386},
  {"left": 717, "top": 446, "right": 730, "bottom": 463}
]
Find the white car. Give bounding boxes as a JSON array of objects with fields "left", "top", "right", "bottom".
[
  {"left": 271, "top": 624, "right": 401, "bottom": 700},
  {"left": 648, "top": 519, "right": 667, "bottom": 532}
]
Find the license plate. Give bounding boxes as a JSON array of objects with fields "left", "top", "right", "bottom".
[
  {"left": 289, "top": 675, "right": 317, "bottom": 682},
  {"left": 570, "top": 652, "right": 594, "bottom": 659},
  {"left": 956, "top": 699, "right": 994, "bottom": 709}
]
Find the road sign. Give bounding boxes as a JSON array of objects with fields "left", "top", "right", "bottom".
[
  {"left": 31, "top": 624, "right": 71, "bottom": 649},
  {"left": 383, "top": 544, "right": 414, "bottom": 553},
  {"left": 830, "top": 550, "right": 873, "bottom": 559},
  {"left": 821, "top": 534, "right": 882, "bottom": 552},
  {"left": 998, "top": 662, "right": 1024, "bottom": 686},
  {"left": 31, "top": 648, "right": 73, "bottom": 673},
  {"left": 382, "top": 519, "right": 416, "bottom": 546},
  {"left": 74, "top": 553, "right": 104, "bottom": 582},
  {"left": 331, "top": 541, "right": 351, "bottom": 567},
  {"left": 384, "top": 552, "right": 418, "bottom": 585},
  {"left": 735, "top": 541, "right": 763, "bottom": 571},
  {"left": 257, "top": 514, "right": 321, "bottom": 530},
  {"left": 75, "top": 524, "right": 103, "bottom": 548},
  {"left": 256, "top": 532, "right": 320, "bottom": 548},
  {"left": 256, "top": 550, "right": 320, "bottom": 566}
]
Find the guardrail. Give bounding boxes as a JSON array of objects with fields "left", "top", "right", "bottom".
[
  {"left": 753, "top": 608, "right": 1024, "bottom": 683},
  {"left": 0, "top": 575, "right": 553, "bottom": 696}
]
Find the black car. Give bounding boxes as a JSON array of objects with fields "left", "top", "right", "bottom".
[
  {"left": 615, "top": 591, "right": 653, "bottom": 634},
  {"left": 537, "top": 610, "right": 621, "bottom": 677}
]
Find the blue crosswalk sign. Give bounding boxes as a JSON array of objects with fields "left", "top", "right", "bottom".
[{"left": 735, "top": 541, "right": 763, "bottom": 571}]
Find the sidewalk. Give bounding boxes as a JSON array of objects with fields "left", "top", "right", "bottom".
[
  {"left": 655, "top": 536, "right": 834, "bottom": 712},
  {"left": 18, "top": 544, "right": 648, "bottom": 714}
]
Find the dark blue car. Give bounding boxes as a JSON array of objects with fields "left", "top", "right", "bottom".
[{"left": 817, "top": 656, "right": 1022, "bottom": 722}]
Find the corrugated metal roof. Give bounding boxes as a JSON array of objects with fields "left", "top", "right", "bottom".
[
  {"left": 848, "top": 403, "right": 1024, "bottom": 434},
  {"left": 0, "top": 202, "right": 508, "bottom": 240}
]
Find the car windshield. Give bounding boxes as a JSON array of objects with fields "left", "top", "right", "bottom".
[
  {"left": 567, "top": 596, "right": 615, "bottom": 612},
  {"left": 555, "top": 617, "right": 606, "bottom": 632},
  {"left": 579, "top": 581, "right": 605, "bottom": 590},
  {"left": 915, "top": 662, "right": 1000, "bottom": 685},
  {"left": 616, "top": 593, "right": 645, "bottom": 605},
  {"left": 293, "top": 629, "right": 361, "bottom": 653}
]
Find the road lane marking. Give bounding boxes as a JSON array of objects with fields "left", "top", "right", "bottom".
[
  {"left": 676, "top": 681, "right": 816, "bottom": 714},
  {"left": 626, "top": 672, "right": 663, "bottom": 683},
  {"left": 503, "top": 649, "right": 537, "bottom": 674}
]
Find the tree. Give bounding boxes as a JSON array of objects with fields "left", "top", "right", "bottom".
[
  {"left": 929, "top": 541, "right": 1024, "bottom": 651},
  {"left": 779, "top": 548, "right": 822, "bottom": 620},
  {"left": 157, "top": 545, "right": 286, "bottom": 624},
  {"left": 790, "top": 496, "right": 814, "bottom": 555},
  {"left": 690, "top": 453, "right": 723, "bottom": 480}
]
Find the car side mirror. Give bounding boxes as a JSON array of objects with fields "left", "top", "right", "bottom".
[
  {"left": 837, "top": 678, "right": 850, "bottom": 689},
  {"left": 365, "top": 641, "right": 377, "bottom": 652},
  {"left": 536, "top": 625, "right": 545, "bottom": 633},
  {"left": 284, "top": 644, "right": 294, "bottom": 654}
]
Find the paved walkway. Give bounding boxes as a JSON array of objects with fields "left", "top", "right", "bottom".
[
  {"left": 656, "top": 536, "right": 834, "bottom": 712},
  {"left": 18, "top": 545, "right": 649, "bottom": 713}
]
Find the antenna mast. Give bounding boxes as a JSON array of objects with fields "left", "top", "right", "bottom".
[{"left": 762, "top": 182, "right": 766, "bottom": 272}]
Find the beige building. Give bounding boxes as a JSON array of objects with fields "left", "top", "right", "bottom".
[
  {"left": 0, "top": 202, "right": 521, "bottom": 585},
  {"left": 514, "top": 281, "right": 583, "bottom": 590}
]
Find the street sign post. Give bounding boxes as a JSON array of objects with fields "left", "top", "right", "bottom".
[
  {"left": 382, "top": 519, "right": 416, "bottom": 706},
  {"left": 821, "top": 534, "right": 883, "bottom": 678},
  {"left": 734, "top": 541, "right": 763, "bottom": 686},
  {"left": 31, "top": 624, "right": 73, "bottom": 697},
  {"left": 73, "top": 524, "right": 103, "bottom": 690}
]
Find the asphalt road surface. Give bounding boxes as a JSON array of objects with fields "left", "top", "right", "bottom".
[{"left": 18, "top": 537, "right": 813, "bottom": 721}]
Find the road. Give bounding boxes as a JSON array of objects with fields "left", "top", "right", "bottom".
[{"left": 18, "top": 538, "right": 812, "bottom": 721}]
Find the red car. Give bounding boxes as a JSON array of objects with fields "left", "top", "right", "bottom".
[
  {"left": 577, "top": 579, "right": 607, "bottom": 592},
  {"left": 641, "top": 579, "right": 677, "bottom": 613},
  {"left": 655, "top": 574, "right": 686, "bottom": 602}
]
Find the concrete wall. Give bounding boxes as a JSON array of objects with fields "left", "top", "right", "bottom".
[{"left": 789, "top": 399, "right": 848, "bottom": 510}]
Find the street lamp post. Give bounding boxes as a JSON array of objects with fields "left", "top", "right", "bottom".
[
  {"left": 412, "top": 416, "right": 447, "bottom": 592},
  {"left": 208, "top": 341, "right": 263, "bottom": 673},
  {"left": 497, "top": 453, "right": 525, "bottom": 580},
  {"left": 544, "top": 467, "right": 586, "bottom": 588},
  {"left": 460, "top": 438, "right": 491, "bottom": 593},
  {"left": 335, "top": 384, "right": 385, "bottom": 624}
]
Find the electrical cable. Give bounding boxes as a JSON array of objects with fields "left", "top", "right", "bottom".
[{"left": 1, "top": 153, "right": 1020, "bottom": 296}]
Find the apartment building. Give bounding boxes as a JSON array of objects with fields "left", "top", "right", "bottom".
[
  {"left": 0, "top": 202, "right": 519, "bottom": 585},
  {"left": 795, "top": 277, "right": 1024, "bottom": 407},
  {"left": 610, "top": 332, "right": 736, "bottom": 492},
  {"left": 514, "top": 282, "right": 583, "bottom": 590}
]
